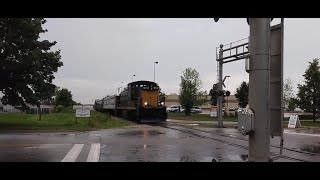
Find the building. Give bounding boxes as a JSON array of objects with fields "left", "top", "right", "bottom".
[
  {"left": 25, "top": 104, "right": 54, "bottom": 114},
  {"left": 164, "top": 94, "right": 239, "bottom": 114},
  {"left": 0, "top": 102, "right": 23, "bottom": 113},
  {"left": 0, "top": 101, "right": 54, "bottom": 114}
]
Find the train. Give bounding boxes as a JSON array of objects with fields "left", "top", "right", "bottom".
[{"left": 94, "top": 80, "right": 167, "bottom": 122}]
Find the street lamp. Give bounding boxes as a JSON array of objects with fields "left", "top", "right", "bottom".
[
  {"left": 154, "top": 61, "right": 158, "bottom": 82},
  {"left": 132, "top": 75, "right": 136, "bottom": 82},
  {"left": 119, "top": 81, "right": 123, "bottom": 93}
]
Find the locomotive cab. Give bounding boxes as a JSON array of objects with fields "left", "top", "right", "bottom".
[{"left": 128, "top": 81, "right": 167, "bottom": 122}]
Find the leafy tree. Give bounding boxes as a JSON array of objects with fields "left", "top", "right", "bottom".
[
  {"left": 179, "top": 68, "right": 207, "bottom": 115},
  {"left": 283, "top": 77, "right": 294, "bottom": 109},
  {"left": 296, "top": 59, "right": 320, "bottom": 122},
  {"left": 235, "top": 81, "right": 249, "bottom": 108},
  {"left": 0, "top": 18, "right": 63, "bottom": 110},
  {"left": 159, "top": 91, "right": 166, "bottom": 103},
  {"left": 54, "top": 88, "right": 73, "bottom": 107},
  {"left": 288, "top": 98, "right": 298, "bottom": 111}
]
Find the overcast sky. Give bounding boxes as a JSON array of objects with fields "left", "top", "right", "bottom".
[{"left": 39, "top": 18, "right": 320, "bottom": 104}]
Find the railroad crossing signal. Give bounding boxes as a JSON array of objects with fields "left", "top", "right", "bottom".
[
  {"left": 214, "top": 18, "right": 274, "bottom": 25},
  {"left": 213, "top": 18, "right": 283, "bottom": 162}
]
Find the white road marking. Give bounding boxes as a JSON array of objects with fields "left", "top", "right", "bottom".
[
  {"left": 86, "top": 143, "right": 100, "bottom": 162},
  {"left": 284, "top": 130, "right": 320, "bottom": 137},
  {"left": 61, "top": 144, "right": 84, "bottom": 162}
]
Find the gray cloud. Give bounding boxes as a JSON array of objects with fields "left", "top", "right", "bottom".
[{"left": 38, "top": 18, "right": 320, "bottom": 104}]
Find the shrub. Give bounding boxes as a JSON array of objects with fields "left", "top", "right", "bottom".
[{"left": 54, "top": 105, "right": 64, "bottom": 113}]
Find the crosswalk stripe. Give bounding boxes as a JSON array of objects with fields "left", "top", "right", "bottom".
[
  {"left": 61, "top": 144, "right": 84, "bottom": 162},
  {"left": 86, "top": 143, "right": 100, "bottom": 162}
]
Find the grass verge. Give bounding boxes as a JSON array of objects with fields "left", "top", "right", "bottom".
[{"left": 0, "top": 110, "right": 131, "bottom": 131}]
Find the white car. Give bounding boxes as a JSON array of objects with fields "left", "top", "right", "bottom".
[
  {"left": 294, "top": 108, "right": 304, "bottom": 112},
  {"left": 167, "top": 105, "right": 183, "bottom": 112},
  {"left": 180, "top": 106, "right": 202, "bottom": 114}
]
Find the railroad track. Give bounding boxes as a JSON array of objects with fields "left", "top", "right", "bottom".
[
  {"left": 153, "top": 122, "right": 313, "bottom": 162},
  {"left": 110, "top": 115, "right": 314, "bottom": 162}
]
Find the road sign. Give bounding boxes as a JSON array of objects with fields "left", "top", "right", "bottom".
[
  {"left": 76, "top": 109, "right": 90, "bottom": 118},
  {"left": 73, "top": 105, "right": 93, "bottom": 110},
  {"left": 73, "top": 105, "right": 82, "bottom": 109},
  {"left": 288, "top": 115, "right": 301, "bottom": 128}
]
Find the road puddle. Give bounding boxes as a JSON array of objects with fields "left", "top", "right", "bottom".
[{"left": 118, "top": 130, "right": 163, "bottom": 136}]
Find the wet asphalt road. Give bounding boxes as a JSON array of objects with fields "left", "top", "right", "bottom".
[{"left": 0, "top": 121, "right": 320, "bottom": 162}]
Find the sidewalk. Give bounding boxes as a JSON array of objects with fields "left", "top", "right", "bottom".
[{"left": 167, "top": 119, "right": 320, "bottom": 134}]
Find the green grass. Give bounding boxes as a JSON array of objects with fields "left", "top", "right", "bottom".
[
  {"left": 0, "top": 110, "right": 131, "bottom": 131},
  {"left": 168, "top": 112, "right": 237, "bottom": 122},
  {"left": 283, "top": 120, "right": 320, "bottom": 128}
]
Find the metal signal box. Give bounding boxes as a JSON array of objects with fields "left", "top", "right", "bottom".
[{"left": 238, "top": 108, "right": 254, "bottom": 135}]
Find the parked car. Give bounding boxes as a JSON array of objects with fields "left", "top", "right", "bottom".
[
  {"left": 229, "top": 106, "right": 235, "bottom": 111},
  {"left": 181, "top": 106, "right": 202, "bottom": 114},
  {"left": 294, "top": 108, "right": 304, "bottom": 112},
  {"left": 191, "top": 106, "right": 202, "bottom": 114},
  {"left": 167, "top": 105, "right": 183, "bottom": 113}
]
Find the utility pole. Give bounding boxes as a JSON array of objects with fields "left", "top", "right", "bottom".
[
  {"left": 132, "top": 75, "right": 135, "bottom": 83},
  {"left": 248, "top": 18, "right": 271, "bottom": 162}
]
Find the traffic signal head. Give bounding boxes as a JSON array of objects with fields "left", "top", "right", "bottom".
[{"left": 225, "top": 90, "right": 230, "bottom": 97}]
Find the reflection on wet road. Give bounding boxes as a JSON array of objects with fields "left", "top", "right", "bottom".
[{"left": 0, "top": 122, "right": 320, "bottom": 162}]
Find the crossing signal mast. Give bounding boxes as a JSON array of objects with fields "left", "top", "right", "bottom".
[{"left": 213, "top": 18, "right": 284, "bottom": 162}]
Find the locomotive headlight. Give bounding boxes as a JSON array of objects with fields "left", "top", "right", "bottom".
[
  {"left": 144, "top": 102, "right": 148, "bottom": 106},
  {"left": 161, "top": 102, "right": 164, "bottom": 106}
]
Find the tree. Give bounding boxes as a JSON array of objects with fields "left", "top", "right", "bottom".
[
  {"left": 54, "top": 88, "right": 73, "bottom": 107},
  {"left": 296, "top": 59, "right": 320, "bottom": 122},
  {"left": 288, "top": 98, "right": 298, "bottom": 111},
  {"left": 235, "top": 81, "right": 249, "bottom": 108},
  {"left": 0, "top": 18, "right": 63, "bottom": 110},
  {"left": 179, "top": 68, "right": 207, "bottom": 115},
  {"left": 159, "top": 91, "right": 166, "bottom": 103},
  {"left": 283, "top": 77, "right": 294, "bottom": 109}
]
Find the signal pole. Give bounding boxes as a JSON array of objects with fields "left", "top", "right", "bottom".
[
  {"left": 248, "top": 18, "right": 271, "bottom": 162},
  {"left": 217, "top": 45, "right": 224, "bottom": 128}
]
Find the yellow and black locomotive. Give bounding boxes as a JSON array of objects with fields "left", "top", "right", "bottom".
[{"left": 94, "top": 81, "right": 167, "bottom": 122}]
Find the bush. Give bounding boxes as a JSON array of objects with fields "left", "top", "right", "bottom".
[
  {"left": 60, "top": 106, "right": 74, "bottom": 113},
  {"left": 54, "top": 105, "right": 64, "bottom": 113},
  {"left": 297, "top": 115, "right": 314, "bottom": 120}
]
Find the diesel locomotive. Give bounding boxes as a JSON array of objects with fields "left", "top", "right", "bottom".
[{"left": 94, "top": 81, "right": 167, "bottom": 122}]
